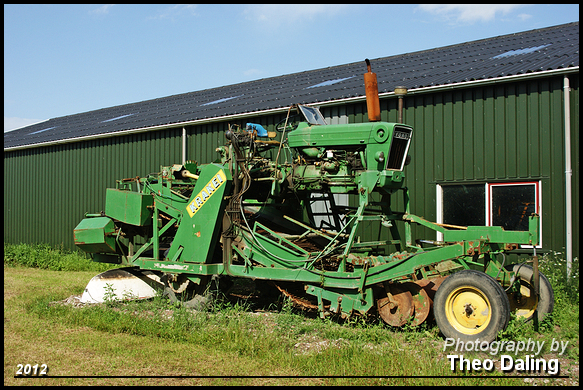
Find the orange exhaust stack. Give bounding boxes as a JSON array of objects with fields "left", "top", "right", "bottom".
[{"left": 364, "top": 58, "right": 381, "bottom": 122}]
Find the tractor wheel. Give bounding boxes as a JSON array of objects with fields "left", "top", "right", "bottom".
[
  {"left": 434, "top": 270, "right": 510, "bottom": 343},
  {"left": 505, "top": 264, "right": 554, "bottom": 323}
]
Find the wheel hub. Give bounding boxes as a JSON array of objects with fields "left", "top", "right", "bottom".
[{"left": 446, "top": 287, "right": 492, "bottom": 335}]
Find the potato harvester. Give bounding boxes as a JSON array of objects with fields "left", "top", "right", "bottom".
[{"left": 74, "top": 60, "right": 553, "bottom": 342}]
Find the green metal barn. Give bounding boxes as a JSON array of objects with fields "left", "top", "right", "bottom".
[{"left": 4, "top": 22, "right": 579, "bottom": 269}]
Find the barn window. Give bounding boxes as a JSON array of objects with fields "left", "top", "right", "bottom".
[
  {"left": 441, "top": 184, "right": 485, "bottom": 227},
  {"left": 437, "top": 181, "right": 541, "bottom": 248},
  {"left": 488, "top": 182, "right": 540, "bottom": 232}
]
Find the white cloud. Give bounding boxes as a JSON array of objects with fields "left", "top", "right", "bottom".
[
  {"left": 416, "top": 4, "right": 528, "bottom": 23},
  {"left": 243, "top": 4, "right": 350, "bottom": 25},
  {"left": 89, "top": 4, "right": 115, "bottom": 15},
  {"left": 243, "top": 68, "right": 262, "bottom": 77},
  {"left": 4, "top": 117, "right": 47, "bottom": 133},
  {"left": 151, "top": 4, "right": 198, "bottom": 20}
]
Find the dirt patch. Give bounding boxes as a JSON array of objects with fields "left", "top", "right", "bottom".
[
  {"left": 49, "top": 294, "right": 86, "bottom": 308},
  {"left": 292, "top": 334, "right": 349, "bottom": 356}
]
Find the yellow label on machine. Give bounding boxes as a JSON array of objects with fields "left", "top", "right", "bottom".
[{"left": 186, "top": 170, "right": 226, "bottom": 218}]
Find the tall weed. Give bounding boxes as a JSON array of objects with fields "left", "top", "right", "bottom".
[
  {"left": 498, "top": 252, "right": 579, "bottom": 359},
  {"left": 539, "top": 251, "right": 579, "bottom": 302},
  {"left": 4, "top": 242, "right": 118, "bottom": 272}
]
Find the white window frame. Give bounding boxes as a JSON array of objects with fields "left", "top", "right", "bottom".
[{"left": 437, "top": 181, "right": 542, "bottom": 248}]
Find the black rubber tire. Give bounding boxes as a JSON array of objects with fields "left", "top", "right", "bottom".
[
  {"left": 434, "top": 270, "right": 510, "bottom": 343},
  {"left": 505, "top": 264, "right": 554, "bottom": 323}
]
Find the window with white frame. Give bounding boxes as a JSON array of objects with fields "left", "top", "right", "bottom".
[{"left": 437, "top": 181, "right": 541, "bottom": 248}]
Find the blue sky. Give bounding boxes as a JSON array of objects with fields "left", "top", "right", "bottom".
[{"left": 4, "top": 4, "right": 579, "bottom": 132}]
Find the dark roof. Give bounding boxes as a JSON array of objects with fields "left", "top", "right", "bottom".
[{"left": 5, "top": 22, "right": 579, "bottom": 150}]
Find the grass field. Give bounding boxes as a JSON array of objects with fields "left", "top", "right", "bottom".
[{"left": 3, "top": 243, "right": 579, "bottom": 386}]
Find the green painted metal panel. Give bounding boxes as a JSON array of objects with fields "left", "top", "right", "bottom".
[
  {"left": 165, "top": 164, "right": 231, "bottom": 264},
  {"left": 73, "top": 217, "right": 116, "bottom": 253},
  {"left": 516, "top": 83, "right": 529, "bottom": 178},
  {"left": 506, "top": 84, "right": 518, "bottom": 178},
  {"left": 105, "top": 189, "right": 153, "bottom": 226}
]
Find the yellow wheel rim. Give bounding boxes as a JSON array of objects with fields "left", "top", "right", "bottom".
[
  {"left": 507, "top": 283, "right": 538, "bottom": 319},
  {"left": 445, "top": 286, "right": 492, "bottom": 335}
]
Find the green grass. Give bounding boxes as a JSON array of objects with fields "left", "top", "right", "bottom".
[
  {"left": 4, "top": 243, "right": 579, "bottom": 385},
  {"left": 3, "top": 243, "right": 119, "bottom": 272},
  {"left": 4, "top": 267, "right": 312, "bottom": 385},
  {"left": 22, "top": 288, "right": 474, "bottom": 384}
]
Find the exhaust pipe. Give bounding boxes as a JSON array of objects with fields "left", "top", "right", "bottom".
[
  {"left": 364, "top": 59, "right": 381, "bottom": 122},
  {"left": 394, "top": 86, "right": 408, "bottom": 124}
]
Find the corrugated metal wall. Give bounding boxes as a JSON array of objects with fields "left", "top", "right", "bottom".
[
  {"left": 4, "top": 128, "right": 182, "bottom": 249},
  {"left": 405, "top": 76, "right": 578, "bottom": 258},
  {"left": 4, "top": 75, "right": 578, "bottom": 258}
]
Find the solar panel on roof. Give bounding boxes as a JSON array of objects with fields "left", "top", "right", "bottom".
[
  {"left": 101, "top": 113, "right": 135, "bottom": 123},
  {"left": 305, "top": 76, "right": 355, "bottom": 89},
  {"left": 491, "top": 44, "right": 552, "bottom": 59},
  {"left": 200, "top": 95, "right": 244, "bottom": 106},
  {"left": 28, "top": 126, "right": 57, "bottom": 135}
]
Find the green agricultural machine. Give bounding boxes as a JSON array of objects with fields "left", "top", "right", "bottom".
[{"left": 74, "top": 60, "right": 553, "bottom": 342}]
